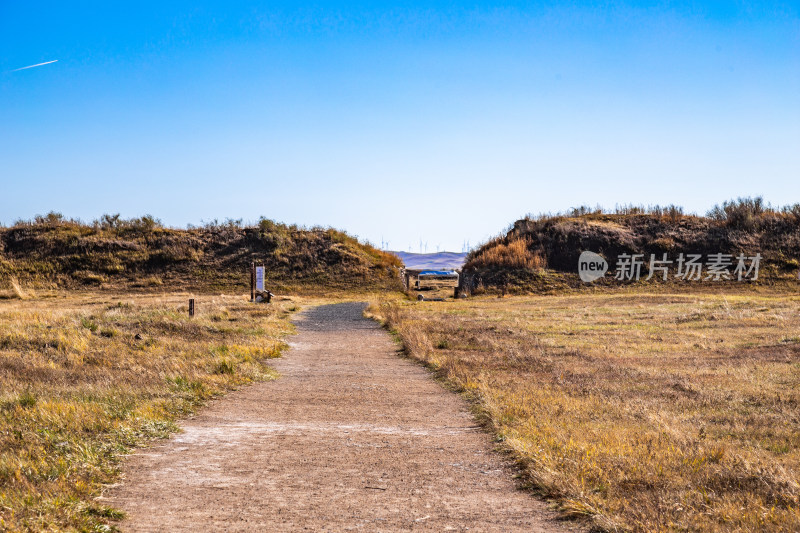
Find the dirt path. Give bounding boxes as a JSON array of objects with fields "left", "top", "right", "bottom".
[{"left": 106, "top": 302, "right": 574, "bottom": 531}]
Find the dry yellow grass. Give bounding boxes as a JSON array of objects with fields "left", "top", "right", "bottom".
[
  {"left": 0, "top": 291, "right": 296, "bottom": 532},
  {"left": 467, "top": 236, "right": 546, "bottom": 270},
  {"left": 9, "top": 278, "right": 28, "bottom": 300},
  {"left": 372, "top": 289, "right": 800, "bottom": 532}
]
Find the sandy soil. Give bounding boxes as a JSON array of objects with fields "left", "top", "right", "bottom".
[{"left": 104, "top": 302, "right": 576, "bottom": 532}]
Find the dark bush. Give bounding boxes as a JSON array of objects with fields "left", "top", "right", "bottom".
[{"left": 707, "top": 197, "right": 770, "bottom": 230}]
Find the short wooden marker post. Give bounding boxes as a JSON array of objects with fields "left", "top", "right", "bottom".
[
  {"left": 250, "top": 261, "right": 256, "bottom": 302},
  {"left": 188, "top": 298, "right": 195, "bottom": 317}
]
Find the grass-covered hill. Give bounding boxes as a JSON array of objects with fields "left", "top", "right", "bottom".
[
  {"left": 0, "top": 213, "right": 402, "bottom": 292},
  {"left": 461, "top": 198, "right": 800, "bottom": 293}
]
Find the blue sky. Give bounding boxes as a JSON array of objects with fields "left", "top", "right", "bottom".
[{"left": 1, "top": 1, "right": 798, "bottom": 251}]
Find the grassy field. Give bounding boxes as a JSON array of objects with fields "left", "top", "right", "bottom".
[
  {"left": 0, "top": 289, "right": 295, "bottom": 532},
  {"left": 372, "top": 289, "right": 800, "bottom": 532}
]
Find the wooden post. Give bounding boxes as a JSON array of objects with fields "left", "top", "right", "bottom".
[
  {"left": 454, "top": 287, "right": 459, "bottom": 299},
  {"left": 188, "top": 298, "right": 195, "bottom": 317},
  {"left": 250, "top": 261, "right": 255, "bottom": 302}
]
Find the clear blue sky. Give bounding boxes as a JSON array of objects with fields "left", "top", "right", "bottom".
[{"left": 2, "top": 1, "right": 798, "bottom": 252}]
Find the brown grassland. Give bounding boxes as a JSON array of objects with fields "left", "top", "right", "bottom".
[
  {"left": 372, "top": 288, "right": 800, "bottom": 532},
  {"left": 0, "top": 289, "right": 296, "bottom": 532}
]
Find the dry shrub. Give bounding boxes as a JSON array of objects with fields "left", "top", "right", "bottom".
[
  {"left": 144, "top": 275, "right": 163, "bottom": 287},
  {"left": 468, "top": 237, "right": 545, "bottom": 270}
]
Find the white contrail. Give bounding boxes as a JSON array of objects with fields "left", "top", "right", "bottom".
[{"left": 11, "top": 60, "right": 58, "bottom": 72}]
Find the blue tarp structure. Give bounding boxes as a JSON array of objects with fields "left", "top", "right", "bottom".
[{"left": 418, "top": 270, "right": 458, "bottom": 277}]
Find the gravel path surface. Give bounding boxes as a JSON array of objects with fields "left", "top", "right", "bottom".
[{"left": 105, "top": 302, "right": 575, "bottom": 531}]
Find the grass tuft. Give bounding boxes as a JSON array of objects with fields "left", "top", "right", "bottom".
[
  {"left": 17, "top": 390, "right": 37, "bottom": 408},
  {"left": 10, "top": 277, "right": 28, "bottom": 299}
]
